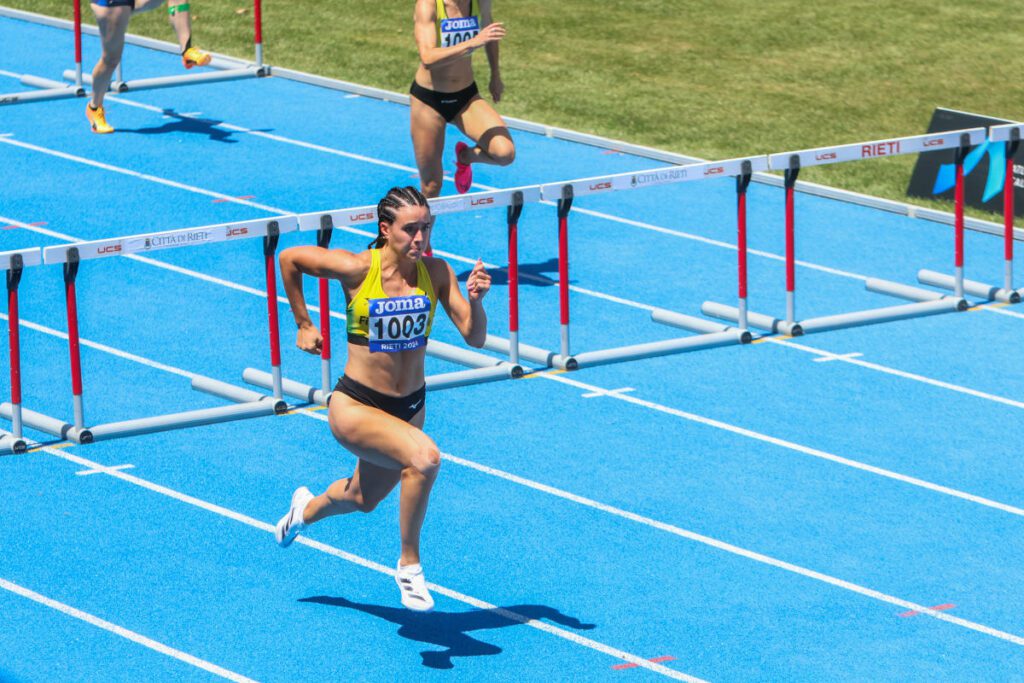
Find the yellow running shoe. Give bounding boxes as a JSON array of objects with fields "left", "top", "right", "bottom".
[
  {"left": 85, "top": 104, "right": 114, "bottom": 134},
  {"left": 182, "top": 46, "right": 212, "bottom": 69}
]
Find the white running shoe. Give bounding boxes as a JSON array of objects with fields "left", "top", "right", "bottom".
[
  {"left": 395, "top": 562, "right": 435, "bottom": 612},
  {"left": 275, "top": 486, "right": 313, "bottom": 547}
]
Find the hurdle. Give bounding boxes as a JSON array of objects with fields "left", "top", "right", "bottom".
[
  {"left": 482, "top": 157, "right": 762, "bottom": 371},
  {"left": 917, "top": 122, "right": 1022, "bottom": 304},
  {"left": 240, "top": 186, "right": 540, "bottom": 405},
  {"left": 1, "top": 217, "right": 294, "bottom": 445},
  {"left": 1, "top": 248, "right": 42, "bottom": 455},
  {"left": 0, "top": 0, "right": 267, "bottom": 106},
  {"left": 703, "top": 128, "right": 986, "bottom": 336}
]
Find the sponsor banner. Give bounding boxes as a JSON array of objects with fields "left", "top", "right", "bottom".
[
  {"left": 0, "top": 247, "right": 42, "bottom": 270},
  {"left": 907, "top": 109, "right": 1024, "bottom": 217},
  {"left": 769, "top": 127, "right": 985, "bottom": 170},
  {"left": 297, "top": 205, "right": 378, "bottom": 231},
  {"left": 540, "top": 156, "right": 768, "bottom": 200},
  {"left": 297, "top": 187, "right": 541, "bottom": 231},
  {"left": 42, "top": 216, "right": 297, "bottom": 263}
]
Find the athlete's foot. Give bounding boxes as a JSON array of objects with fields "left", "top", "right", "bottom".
[
  {"left": 182, "top": 46, "right": 212, "bottom": 69},
  {"left": 395, "top": 562, "right": 435, "bottom": 612},
  {"left": 275, "top": 486, "right": 314, "bottom": 547},
  {"left": 454, "top": 141, "right": 473, "bottom": 194},
  {"left": 85, "top": 103, "right": 114, "bottom": 134}
]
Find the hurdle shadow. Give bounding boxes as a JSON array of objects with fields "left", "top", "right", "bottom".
[
  {"left": 457, "top": 258, "right": 567, "bottom": 287},
  {"left": 299, "top": 595, "right": 594, "bottom": 670},
  {"left": 117, "top": 109, "right": 271, "bottom": 143}
]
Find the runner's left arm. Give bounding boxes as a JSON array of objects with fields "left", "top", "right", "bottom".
[
  {"left": 480, "top": 0, "right": 503, "bottom": 102},
  {"left": 436, "top": 258, "right": 489, "bottom": 347}
]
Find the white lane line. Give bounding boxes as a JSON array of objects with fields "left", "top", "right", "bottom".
[
  {"left": 770, "top": 338, "right": 1024, "bottom": 410},
  {"left": 31, "top": 444, "right": 701, "bottom": 682},
  {"left": 76, "top": 463, "right": 134, "bottom": 476},
  {"left": 0, "top": 577, "right": 258, "bottom": 683},
  {"left": 812, "top": 352, "right": 864, "bottom": 363},
  {"left": 983, "top": 305, "right": 1024, "bottom": 320},
  {"left": 437, "top": 451, "right": 1024, "bottom": 648},
  {"left": 538, "top": 372, "right": 1024, "bottom": 518}
]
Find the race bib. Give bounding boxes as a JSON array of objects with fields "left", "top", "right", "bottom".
[
  {"left": 439, "top": 15, "right": 480, "bottom": 48},
  {"left": 368, "top": 295, "right": 431, "bottom": 353}
]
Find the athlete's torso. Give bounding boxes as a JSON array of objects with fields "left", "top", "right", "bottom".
[
  {"left": 415, "top": 0, "right": 480, "bottom": 92},
  {"left": 343, "top": 249, "right": 439, "bottom": 395}
]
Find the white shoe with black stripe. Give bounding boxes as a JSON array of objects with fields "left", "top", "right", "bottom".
[
  {"left": 395, "top": 562, "right": 435, "bottom": 612},
  {"left": 275, "top": 486, "right": 313, "bottom": 547}
]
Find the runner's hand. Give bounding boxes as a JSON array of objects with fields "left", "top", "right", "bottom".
[
  {"left": 296, "top": 323, "right": 323, "bottom": 355},
  {"left": 466, "top": 258, "right": 491, "bottom": 302},
  {"left": 473, "top": 22, "right": 506, "bottom": 48}
]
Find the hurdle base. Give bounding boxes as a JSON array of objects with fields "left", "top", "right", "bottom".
[
  {"left": 63, "top": 66, "right": 264, "bottom": 95},
  {"left": 190, "top": 376, "right": 288, "bottom": 413},
  {"left": 0, "top": 403, "right": 93, "bottom": 444},
  {"left": 86, "top": 401, "right": 278, "bottom": 442},
  {"left": 426, "top": 363, "right": 523, "bottom": 391},
  {"left": 2, "top": 76, "right": 85, "bottom": 106},
  {"left": 917, "top": 269, "right": 1021, "bottom": 304},
  {"left": 651, "top": 307, "right": 754, "bottom": 342},
  {"left": 571, "top": 330, "right": 747, "bottom": 370},
  {"left": 483, "top": 335, "right": 577, "bottom": 370},
  {"left": 425, "top": 339, "right": 509, "bottom": 369},
  {"left": 799, "top": 297, "right": 965, "bottom": 334},
  {"left": 701, "top": 302, "right": 803, "bottom": 336},
  {"left": 0, "top": 434, "right": 28, "bottom": 455}
]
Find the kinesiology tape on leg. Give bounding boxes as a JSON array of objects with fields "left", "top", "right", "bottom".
[{"left": 167, "top": 3, "right": 190, "bottom": 16}]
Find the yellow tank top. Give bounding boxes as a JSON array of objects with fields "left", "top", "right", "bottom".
[
  {"left": 346, "top": 249, "right": 437, "bottom": 352},
  {"left": 436, "top": 0, "right": 479, "bottom": 48}
]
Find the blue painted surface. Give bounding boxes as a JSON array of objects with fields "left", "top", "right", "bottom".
[{"left": 2, "top": 14, "right": 1024, "bottom": 682}]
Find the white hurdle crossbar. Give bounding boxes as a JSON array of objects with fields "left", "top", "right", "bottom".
[
  {"left": 917, "top": 123, "right": 1023, "bottom": 304},
  {"left": 7, "top": 217, "right": 295, "bottom": 445},
  {"left": 242, "top": 187, "right": 541, "bottom": 406},
  {"left": 703, "top": 128, "right": 986, "bottom": 336},
  {"left": 0, "top": 248, "right": 42, "bottom": 455},
  {"left": 517, "top": 157, "right": 764, "bottom": 370}
]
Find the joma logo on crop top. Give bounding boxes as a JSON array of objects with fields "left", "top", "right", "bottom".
[
  {"left": 441, "top": 17, "right": 477, "bottom": 31},
  {"left": 370, "top": 296, "right": 430, "bottom": 315}
]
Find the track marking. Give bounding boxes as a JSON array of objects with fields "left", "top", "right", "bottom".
[
  {"left": 812, "top": 352, "right": 863, "bottom": 363},
  {"left": 0, "top": 577, "right": 258, "bottom": 682},
  {"left": 582, "top": 387, "right": 634, "bottom": 398},
  {"left": 901, "top": 603, "right": 955, "bottom": 618},
  {"left": 76, "top": 463, "right": 134, "bottom": 476},
  {"left": 614, "top": 656, "right": 676, "bottom": 670},
  {"left": 768, "top": 338, "right": 1024, "bottom": 411},
  {"left": 30, "top": 444, "right": 702, "bottom": 682}
]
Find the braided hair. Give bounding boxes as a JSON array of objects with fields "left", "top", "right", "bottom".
[{"left": 368, "top": 186, "right": 429, "bottom": 249}]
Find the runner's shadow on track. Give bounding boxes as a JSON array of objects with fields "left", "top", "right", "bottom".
[
  {"left": 116, "top": 109, "right": 269, "bottom": 143},
  {"left": 457, "top": 258, "right": 565, "bottom": 287},
  {"left": 299, "top": 595, "right": 594, "bottom": 669}
]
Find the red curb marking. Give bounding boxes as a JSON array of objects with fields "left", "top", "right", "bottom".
[
  {"left": 212, "top": 195, "right": 255, "bottom": 203},
  {"left": 612, "top": 655, "right": 676, "bottom": 670},
  {"left": 602, "top": 149, "right": 623, "bottom": 155},
  {"left": 899, "top": 603, "right": 955, "bottom": 618},
  {"left": 2, "top": 221, "right": 46, "bottom": 230}
]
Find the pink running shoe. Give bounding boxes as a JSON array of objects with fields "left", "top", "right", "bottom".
[{"left": 454, "top": 141, "right": 473, "bottom": 193}]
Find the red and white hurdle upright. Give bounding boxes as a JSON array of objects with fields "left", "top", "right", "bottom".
[
  {"left": 240, "top": 186, "right": 539, "bottom": 405},
  {"left": 5, "top": 217, "right": 294, "bottom": 445},
  {"left": 704, "top": 127, "right": 986, "bottom": 335},
  {"left": 1, "top": 248, "right": 42, "bottom": 455},
  {"left": 0, "top": 0, "right": 268, "bottom": 106},
  {"left": 917, "top": 122, "right": 1023, "bottom": 304}
]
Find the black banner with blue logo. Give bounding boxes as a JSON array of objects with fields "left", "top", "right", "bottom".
[{"left": 906, "top": 108, "right": 1024, "bottom": 216}]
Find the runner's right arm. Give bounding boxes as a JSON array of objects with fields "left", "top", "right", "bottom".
[
  {"left": 279, "top": 247, "right": 365, "bottom": 353},
  {"left": 414, "top": 0, "right": 505, "bottom": 70}
]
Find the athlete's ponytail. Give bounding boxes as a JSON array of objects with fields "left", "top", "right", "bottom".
[{"left": 368, "top": 186, "right": 429, "bottom": 249}]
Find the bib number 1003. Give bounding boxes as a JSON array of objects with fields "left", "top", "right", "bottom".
[{"left": 373, "top": 313, "right": 427, "bottom": 341}]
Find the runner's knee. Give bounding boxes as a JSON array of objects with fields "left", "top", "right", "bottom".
[
  {"left": 410, "top": 443, "right": 441, "bottom": 477},
  {"left": 488, "top": 138, "right": 515, "bottom": 166}
]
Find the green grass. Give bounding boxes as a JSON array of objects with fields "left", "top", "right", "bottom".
[{"left": 8, "top": 0, "right": 1023, "bottom": 221}]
